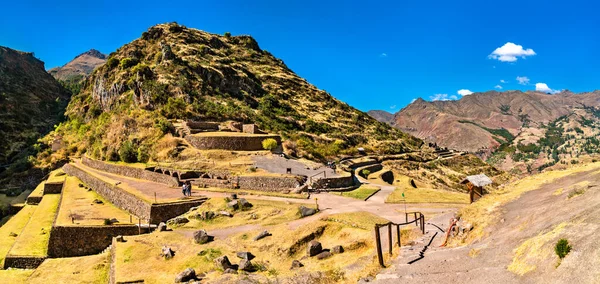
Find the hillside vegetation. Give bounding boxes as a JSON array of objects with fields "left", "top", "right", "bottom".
[{"left": 44, "top": 23, "right": 422, "bottom": 165}]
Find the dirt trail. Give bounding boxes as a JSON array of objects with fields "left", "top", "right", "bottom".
[{"left": 374, "top": 168, "right": 600, "bottom": 283}]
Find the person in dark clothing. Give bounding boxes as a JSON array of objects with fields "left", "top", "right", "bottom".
[{"left": 185, "top": 181, "right": 192, "bottom": 196}]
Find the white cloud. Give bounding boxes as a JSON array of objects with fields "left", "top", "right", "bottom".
[
  {"left": 495, "top": 85, "right": 503, "bottom": 89},
  {"left": 429, "top": 94, "right": 458, "bottom": 101},
  {"left": 488, "top": 42, "right": 536, "bottom": 62},
  {"left": 535, "top": 83, "right": 561, "bottom": 94},
  {"left": 390, "top": 104, "right": 396, "bottom": 109},
  {"left": 500, "top": 79, "right": 506, "bottom": 83},
  {"left": 516, "top": 76, "right": 530, "bottom": 85},
  {"left": 457, "top": 89, "right": 473, "bottom": 96},
  {"left": 380, "top": 53, "right": 387, "bottom": 57},
  {"left": 410, "top": 99, "right": 416, "bottom": 103}
]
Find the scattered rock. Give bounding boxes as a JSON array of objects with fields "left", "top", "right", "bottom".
[
  {"left": 299, "top": 206, "right": 317, "bottom": 218},
  {"left": 161, "top": 246, "right": 175, "bottom": 259},
  {"left": 219, "top": 211, "right": 233, "bottom": 217},
  {"left": 331, "top": 245, "right": 344, "bottom": 254},
  {"left": 253, "top": 230, "right": 271, "bottom": 241},
  {"left": 215, "top": 256, "right": 234, "bottom": 270},
  {"left": 175, "top": 268, "right": 196, "bottom": 283},
  {"left": 236, "top": 251, "right": 255, "bottom": 261},
  {"left": 249, "top": 213, "right": 258, "bottom": 220},
  {"left": 167, "top": 217, "right": 189, "bottom": 225},
  {"left": 193, "top": 229, "right": 213, "bottom": 244},
  {"left": 93, "top": 199, "right": 103, "bottom": 204},
  {"left": 231, "top": 193, "right": 238, "bottom": 200},
  {"left": 227, "top": 200, "right": 240, "bottom": 210},
  {"left": 359, "top": 276, "right": 375, "bottom": 282},
  {"left": 307, "top": 241, "right": 322, "bottom": 257},
  {"left": 238, "top": 198, "right": 253, "bottom": 209},
  {"left": 116, "top": 235, "right": 125, "bottom": 242},
  {"left": 9, "top": 232, "right": 17, "bottom": 237},
  {"left": 78, "top": 183, "right": 84, "bottom": 188},
  {"left": 238, "top": 259, "right": 253, "bottom": 272},
  {"left": 316, "top": 251, "right": 332, "bottom": 260},
  {"left": 290, "top": 260, "right": 304, "bottom": 270},
  {"left": 188, "top": 206, "right": 201, "bottom": 212},
  {"left": 224, "top": 268, "right": 238, "bottom": 274},
  {"left": 202, "top": 211, "right": 216, "bottom": 220},
  {"left": 157, "top": 222, "right": 167, "bottom": 232}
]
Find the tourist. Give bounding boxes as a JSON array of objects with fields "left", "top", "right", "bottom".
[
  {"left": 182, "top": 182, "right": 189, "bottom": 197},
  {"left": 186, "top": 181, "right": 192, "bottom": 196}
]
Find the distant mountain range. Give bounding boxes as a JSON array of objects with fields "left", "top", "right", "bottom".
[
  {"left": 370, "top": 90, "right": 600, "bottom": 173},
  {"left": 48, "top": 49, "right": 107, "bottom": 81},
  {"left": 366, "top": 110, "right": 394, "bottom": 125}
]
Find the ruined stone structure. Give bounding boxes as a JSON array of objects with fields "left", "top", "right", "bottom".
[
  {"left": 82, "top": 156, "right": 179, "bottom": 187},
  {"left": 185, "top": 135, "right": 281, "bottom": 151},
  {"left": 242, "top": 124, "right": 266, "bottom": 134}
]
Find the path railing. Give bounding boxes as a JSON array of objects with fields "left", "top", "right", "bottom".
[{"left": 374, "top": 212, "right": 425, "bottom": 267}]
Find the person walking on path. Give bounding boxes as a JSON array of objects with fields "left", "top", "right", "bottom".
[{"left": 185, "top": 181, "right": 192, "bottom": 196}]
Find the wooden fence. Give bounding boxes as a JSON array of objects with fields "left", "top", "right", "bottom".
[{"left": 374, "top": 212, "right": 425, "bottom": 267}]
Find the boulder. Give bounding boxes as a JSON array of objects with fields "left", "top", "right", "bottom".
[
  {"left": 202, "top": 211, "right": 216, "bottom": 220},
  {"left": 236, "top": 251, "right": 255, "bottom": 261},
  {"left": 231, "top": 193, "right": 238, "bottom": 200},
  {"left": 290, "top": 260, "right": 304, "bottom": 270},
  {"left": 227, "top": 200, "right": 239, "bottom": 210},
  {"left": 331, "top": 245, "right": 344, "bottom": 254},
  {"left": 9, "top": 232, "right": 17, "bottom": 237},
  {"left": 161, "top": 246, "right": 175, "bottom": 259},
  {"left": 238, "top": 259, "right": 253, "bottom": 272},
  {"left": 299, "top": 206, "right": 317, "bottom": 218},
  {"left": 219, "top": 211, "right": 233, "bottom": 218},
  {"left": 115, "top": 235, "right": 125, "bottom": 242},
  {"left": 307, "top": 241, "right": 322, "bottom": 257},
  {"left": 193, "top": 229, "right": 213, "bottom": 244},
  {"left": 78, "top": 183, "right": 84, "bottom": 188},
  {"left": 249, "top": 213, "right": 258, "bottom": 220},
  {"left": 316, "top": 251, "right": 332, "bottom": 260},
  {"left": 253, "top": 230, "right": 272, "bottom": 241},
  {"left": 93, "top": 199, "right": 103, "bottom": 204},
  {"left": 157, "top": 222, "right": 167, "bottom": 232},
  {"left": 167, "top": 216, "right": 189, "bottom": 225},
  {"left": 238, "top": 198, "right": 253, "bottom": 209},
  {"left": 175, "top": 268, "right": 196, "bottom": 283},
  {"left": 215, "top": 255, "right": 234, "bottom": 270},
  {"left": 224, "top": 268, "right": 238, "bottom": 274}
]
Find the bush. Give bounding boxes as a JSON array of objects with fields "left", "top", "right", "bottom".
[
  {"left": 103, "top": 219, "right": 113, "bottom": 225},
  {"left": 224, "top": 32, "right": 231, "bottom": 38},
  {"left": 120, "top": 57, "right": 138, "bottom": 69},
  {"left": 137, "top": 145, "right": 150, "bottom": 163},
  {"left": 262, "top": 138, "right": 278, "bottom": 151},
  {"left": 106, "top": 57, "right": 119, "bottom": 68},
  {"left": 118, "top": 141, "right": 138, "bottom": 163},
  {"left": 555, "top": 238, "right": 571, "bottom": 259},
  {"left": 154, "top": 118, "right": 174, "bottom": 135},
  {"left": 131, "top": 63, "right": 152, "bottom": 78},
  {"left": 162, "top": 97, "right": 187, "bottom": 119},
  {"left": 360, "top": 169, "right": 371, "bottom": 178}
]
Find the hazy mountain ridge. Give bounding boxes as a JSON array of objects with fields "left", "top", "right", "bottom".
[{"left": 48, "top": 49, "right": 107, "bottom": 82}]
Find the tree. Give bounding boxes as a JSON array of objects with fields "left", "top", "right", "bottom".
[
  {"left": 555, "top": 239, "right": 572, "bottom": 259},
  {"left": 224, "top": 32, "right": 231, "bottom": 38},
  {"left": 119, "top": 141, "right": 138, "bottom": 163},
  {"left": 262, "top": 138, "right": 278, "bottom": 151}
]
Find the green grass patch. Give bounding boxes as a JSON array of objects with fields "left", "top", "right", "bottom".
[
  {"left": 28, "top": 252, "right": 109, "bottom": 283},
  {"left": 9, "top": 194, "right": 61, "bottom": 256},
  {"left": 339, "top": 185, "right": 380, "bottom": 200},
  {"left": 0, "top": 205, "right": 37, "bottom": 265},
  {"left": 458, "top": 120, "right": 514, "bottom": 143}
]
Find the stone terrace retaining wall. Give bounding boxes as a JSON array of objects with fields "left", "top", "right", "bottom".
[
  {"left": 150, "top": 199, "right": 207, "bottom": 224},
  {"left": 43, "top": 181, "right": 64, "bottom": 194},
  {"left": 48, "top": 225, "right": 143, "bottom": 258},
  {"left": 313, "top": 175, "right": 357, "bottom": 190},
  {"left": 26, "top": 196, "right": 43, "bottom": 205},
  {"left": 185, "top": 135, "right": 281, "bottom": 151},
  {"left": 357, "top": 164, "right": 383, "bottom": 178},
  {"left": 63, "top": 164, "right": 152, "bottom": 221},
  {"left": 82, "top": 156, "right": 179, "bottom": 187},
  {"left": 237, "top": 176, "right": 303, "bottom": 192},
  {"left": 3, "top": 256, "right": 46, "bottom": 269},
  {"left": 191, "top": 178, "right": 232, "bottom": 188}
]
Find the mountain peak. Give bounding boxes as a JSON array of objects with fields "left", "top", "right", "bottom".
[
  {"left": 76, "top": 49, "right": 106, "bottom": 60},
  {"left": 49, "top": 49, "right": 107, "bottom": 81}
]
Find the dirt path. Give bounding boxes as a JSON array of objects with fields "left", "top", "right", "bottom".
[{"left": 374, "top": 168, "right": 600, "bottom": 283}]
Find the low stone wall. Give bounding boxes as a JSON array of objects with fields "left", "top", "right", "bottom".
[
  {"left": 357, "top": 164, "right": 383, "bottom": 178},
  {"left": 3, "top": 256, "right": 46, "bottom": 269},
  {"left": 149, "top": 199, "right": 207, "bottom": 224},
  {"left": 26, "top": 196, "right": 43, "bottom": 205},
  {"left": 109, "top": 238, "right": 117, "bottom": 284},
  {"left": 44, "top": 181, "right": 64, "bottom": 194},
  {"left": 48, "top": 225, "right": 144, "bottom": 258},
  {"left": 63, "top": 164, "right": 152, "bottom": 221},
  {"left": 185, "top": 135, "right": 281, "bottom": 151},
  {"left": 313, "top": 175, "right": 357, "bottom": 189},
  {"left": 186, "top": 121, "right": 220, "bottom": 130},
  {"left": 237, "top": 176, "right": 303, "bottom": 192},
  {"left": 191, "top": 178, "right": 232, "bottom": 188},
  {"left": 82, "top": 156, "right": 179, "bottom": 187}
]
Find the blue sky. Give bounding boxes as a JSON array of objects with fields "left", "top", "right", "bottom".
[{"left": 2, "top": 0, "right": 599, "bottom": 112}]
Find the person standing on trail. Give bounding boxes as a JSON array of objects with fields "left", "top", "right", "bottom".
[
  {"left": 186, "top": 181, "right": 192, "bottom": 196},
  {"left": 182, "top": 182, "right": 188, "bottom": 197}
]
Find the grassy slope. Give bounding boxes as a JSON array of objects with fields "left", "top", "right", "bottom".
[
  {"left": 28, "top": 253, "right": 109, "bottom": 284},
  {"left": 339, "top": 185, "right": 380, "bottom": 200},
  {"left": 0, "top": 205, "right": 37, "bottom": 265},
  {"left": 9, "top": 194, "right": 60, "bottom": 256},
  {"left": 0, "top": 269, "right": 35, "bottom": 283},
  {"left": 386, "top": 174, "right": 469, "bottom": 204},
  {"left": 56, "top": 176, "right": 133, "bottom": 226}
]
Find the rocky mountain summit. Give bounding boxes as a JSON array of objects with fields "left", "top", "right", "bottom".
[
  {"left": 48, "top": 49, "right": 107, "bottom": 81},
  {"left": 367, "top": 110, "right": 394, "bottom": 125}
]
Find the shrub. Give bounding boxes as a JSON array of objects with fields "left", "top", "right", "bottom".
[
  {"left": 120, "top": 57, "right": 138, "bottom": 69},
  {"left": 103, "top": 219, "right": 113, "bottom": 225},
  {"left": 555, "top": 238, "right": 571, "bottom": 259},
  {"left": 131, "top": 63, "right": 152, "bottom": 78},
  {"left": 162, "top": 97, "right": 187, "bottom": 119},
  {"left": 118, "top": 141, "right": 138, "bottom": 163},
  {"left": 360, "top": 169, "right": 371, "bottom": 178},
  {"left": 224, "top": 32, "right": 231, "bottom": 38},
  {"left": 106, "top": 57, "right": 119, "bottom": 68},
  {"left": 262, "top": 138, "right": 278, "bottom": 151},
  {"left": 154, "top": 118, "right": 174, "bottom": 135},
  {"left": 137, "top": 145, "right": 150, "bottom": 163}
]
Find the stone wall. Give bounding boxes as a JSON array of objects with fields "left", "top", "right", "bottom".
[
  {"left": 185, "top": 135, "right": 281, "bottom": 151},
  {"left": 63, "top": 164, "right": 152, "bottom": 221},
  {"left": 26, "top": 196, "right": 42, "bottom": 205},
  {"left": 3, "top": 256, "right": 46, "bottom": 269},
  {"left": 312, "top": 175, "right": 357, "bottom": 189},
  {"left": 236, "top": 176, "right": 304, "bottom": 192},
  {"left": 242, "top": 124, "right": 265, "bottom": 134},
  {"left": 82, "top": 156, "right": 179, "bottom": 187},
  {"left": 186, "top": 121, "right": 220, "bottom": 131},
  {"left": 149, "top": 199, "right": 207, "bottom": 224},
  {"left": 109, "top": 238, "right": 117, "bottom": 284},
  {"left": 357, "top": 164, "right": 383, "bottom": 178},
  {"left": 191, "top": 178, "right": 232, "bottom": 189},
  {"left": 44, "top": 181, "right": 64, "bottom": 194},
  {"left": 48, "top": 225, "right": 143, "bottom": 258}
]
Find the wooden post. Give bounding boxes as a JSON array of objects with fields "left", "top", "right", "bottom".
[
  {"left": 315, "top": 198, "right": 319, "bottom": 211},
  {"left": 129, "top": 215, "right": 132, "bottom": 223},
  {"left": 414, "top": 212, "right": 417, "bottom": 227},
  {"left": 375, "top": 225, "right": 384, "bottom": 267},
  {"left": 388, "top": 223, "right": 393, "bottom": 255},
  {"left": 154, "top": 192, "right": 157, "bottom": 203},
  {"left": 138, "top": 218, "right": 141, "bottom": 235},
  {"left": 421, "top": 216, "right": 425, "bottom": 234},
  {"left": 396, "top": 225, "right": 401, "bottom": 247}
]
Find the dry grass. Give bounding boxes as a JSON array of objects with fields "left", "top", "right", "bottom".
[
  {"left": 0, "top": 269, "right": 34, "bottom": 283},
  {"left": 0, "top": 205, "right": 36, "bottom": 265},
  {"left": 176, "top": 198, "right": 304, "bottom": 230},
  {"left": 455, "top": 162, "right": 600, "bottom": 245},
  {"left": 114, "top": 211, "right": 412, "bottom": 283},
  {"left": 507, "top": 222, "right": 567, "bottom": 276},
  {"left": 386, "top": 174, "right": 469, "bottom": 204},
  {"left": 339, "top": 185, "right": 380, "bottom": 200},
  {"left": 192, "top": 132, "right": 274, "bottom": 137},
  {"left": 56, "top": 176, "right": 133, "bottom": 226},
  {"left": 27, "top": 252, "right": 109, "bottom": 283},
  {"left": 9, "top": 194, "right": 60, "bottom": 256},
  {"left": 27, "top": 182, "right": 46, "bottom": 202},
  {"left": 46, "top": 169, "right": 66, "bottom": 183}
]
